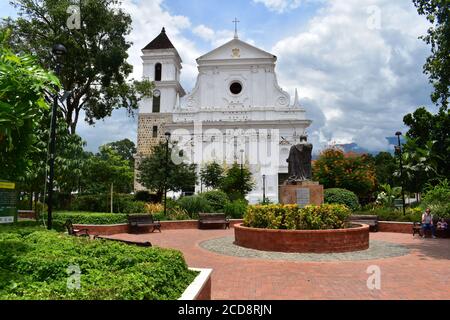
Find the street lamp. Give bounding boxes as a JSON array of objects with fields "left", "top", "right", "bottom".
[
  {"left": 395, "top": 131, "right": 406, "bottom": 216},
  {"left": 240, "top": 149, "right": 244, "bottom": 198},
  {"left": 262, "top": 174, "right": 266, "bottom": 204},
  {"left": 163, "top": 132, "right": 171, "bottom": 217},
  {"left": 47, "top": 44, "right": 67, "bottom": 230}
]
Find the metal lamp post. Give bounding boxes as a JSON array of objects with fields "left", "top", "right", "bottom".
[
  {"left": 395, "top": 131, "right": 406, "bottom": 216},
  {"left": 240, "top": 150, "right": 244, "bottom": 198},
  {"left": 262, "top": 174, "right": 266, "bottom": 204},
  {"left": 47, "top": 44, "right": 67, "bottom": 230},
  {"left": 163, "top": 132, "right": 171, "bottom": 217}
]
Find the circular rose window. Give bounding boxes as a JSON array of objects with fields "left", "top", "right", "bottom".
[{"left": 230, "top": 82, "right": 243, "bottom": 95}]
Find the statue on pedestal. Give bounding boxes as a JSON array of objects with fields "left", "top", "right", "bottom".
[{"left": 286, "top": 135, "right": 313, "bottom": 183}]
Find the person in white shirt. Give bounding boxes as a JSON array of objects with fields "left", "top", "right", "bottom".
[{"left": 421, "top": 208, "right": 436, "bottom": 239}]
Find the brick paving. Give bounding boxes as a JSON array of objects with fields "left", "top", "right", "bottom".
[{"left": 106, "top": 229, "right": 450, "bottom": 300}]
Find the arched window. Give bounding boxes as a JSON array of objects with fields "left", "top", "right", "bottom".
[
  {"left": 155, "top": 63, "right": 162, "bottom": 81},
  {"left": 152, "top": 96, "right": 161, "bottom": 113},
  {"left": 152, "top": 126, "right": 158, "bottom": 138}
]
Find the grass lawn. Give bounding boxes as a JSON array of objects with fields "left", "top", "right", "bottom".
[{"left": 0, "top": 222, "right": 197, "bottom": 300}]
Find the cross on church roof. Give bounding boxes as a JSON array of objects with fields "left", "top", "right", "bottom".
[{"left": 233, "top": 18, "right": 240, "bottom": 39}]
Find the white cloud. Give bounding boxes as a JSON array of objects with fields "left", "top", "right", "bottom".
[
  {"left": 121, "top": 0, "right": 200, "bottom": 89},
  {"left": 253, "top": 0, "right": 302, "bottom": 13},
  {"left": 273, "top": 0, "right": 432, "bottom": 152},
  {"left": 78, "top": 0, "right": 202, "bottom": 151},
  {"left": 193, "top": 24, "right": 215, "bottom": 41}
]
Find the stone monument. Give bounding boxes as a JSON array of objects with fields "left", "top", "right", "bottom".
[{"left": 280, "top": 136, "right": 324, "bottom": 207}]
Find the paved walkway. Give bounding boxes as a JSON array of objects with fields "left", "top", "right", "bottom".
[{"left": 107, "top": 229, "right": 450, "bottom": 300}]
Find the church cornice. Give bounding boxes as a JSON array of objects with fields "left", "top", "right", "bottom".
[
  {"left": 197, "top": 58, "right": 275, "bottom": 68},
  {"left": 154, "top": 81, "right": 186, "bottom": 97}
]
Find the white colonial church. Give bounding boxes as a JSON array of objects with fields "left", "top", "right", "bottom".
[{"left": 135, "top": 27, "right": 312, "bottom": 203}]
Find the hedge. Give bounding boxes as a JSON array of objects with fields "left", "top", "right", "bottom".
[
  {"left": 45, "top": 212, "right": 129, "bottom": 226},
  {"left": 244, "top": 204, "right": 352, "bottom": 230},
  {"left": 0, "top": 224, "right": 197, "bottom": 300}
]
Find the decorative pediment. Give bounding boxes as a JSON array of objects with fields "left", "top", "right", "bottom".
[{"left": 197, "top": 38, "right": 276, "bottom": 62}]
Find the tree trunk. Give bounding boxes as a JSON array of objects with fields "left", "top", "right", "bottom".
[{"left": 29, "top": 192, "right": 33, "bottom": 210}]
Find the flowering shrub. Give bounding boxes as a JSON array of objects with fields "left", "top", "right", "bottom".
[{"left": 244, "top": 204, "right": 352, "bottom": 230}]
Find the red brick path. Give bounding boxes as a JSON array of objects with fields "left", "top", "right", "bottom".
[{"left": 107, "top": 230, "right": 450, "bottom": 300}]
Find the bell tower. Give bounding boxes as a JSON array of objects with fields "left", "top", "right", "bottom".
[{"left": 135, "top": 27, "right": 186, "bottom": 191}]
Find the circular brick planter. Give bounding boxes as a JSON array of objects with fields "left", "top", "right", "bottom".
[{"left": 234, "top": 224, "right": 370, "bottom": 253}]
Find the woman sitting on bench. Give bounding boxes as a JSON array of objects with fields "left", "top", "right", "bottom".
[{"left": 421, "top": 208, "right": 436, "bottom": 239}]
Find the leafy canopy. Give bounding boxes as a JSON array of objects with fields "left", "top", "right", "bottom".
[
  {"left": 3, "top": 0, "right": 153, "bottom": 134},
  {"left": 413, "top": 0, "right": 450, "bottom": 110},
  {"left": 200, "top": 162, "right": 224, "bottom": 190},
  {"left": 0, "top": 29, "right": 59, "bottom": 181}
]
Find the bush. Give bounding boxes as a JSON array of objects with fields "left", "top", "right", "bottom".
[
  {"left": 71, "top": 195, "right": 107, "bottom": 212},
  {"left": 324, "top": 188, "right": 360, "bottom": 211},
  {"left": 121, "top": 201, "right": 146, "bottom": 214},
  {"left": 0, "top": 226, "right": 197, "bottom": 300},
  {"left": 177, "top": 196, "right": 212, "bottom": 217},
  {"left": 71, "top": 194, "right": 138, "bottom": 213},
  {"left": 244, "top": 204, "right": 352, "bottom": 230},
  {"left": 167, "top": 207, "right": 191, "bottom": 221},
  {"left": 224, "top": 199, "right": 248, "bottom": 219},
  {"left": 200, "top": 190, "right": 230, "bottom": 212},
  {"left": 145, "top": 203, "right": 164, "bottom": 215}
]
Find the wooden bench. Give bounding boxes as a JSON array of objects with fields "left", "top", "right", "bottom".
[
  {"left": 127, "top": 214, "right": 161, "bottom": 234},
  {"left": 198, "top": 213, "right": 230, "bottom": 230},
  {"left": 65, "top": 219, "right": 90, "bottom": 237},
  {"left": 413, "top": 218, "right": 450, "bottom": 238},
  {"left": 349, "top": 215, "right": 379, "bottom": 232}
]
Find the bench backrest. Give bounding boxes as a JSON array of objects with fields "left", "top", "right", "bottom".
[
  {"left": 128, "top": 215, "right": 155, "bottom": 224},
  {"left": 199, "top": 213, "right": 227, "bottom": 221}
]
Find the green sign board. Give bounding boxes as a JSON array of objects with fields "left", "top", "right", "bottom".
[{"left": 0, "top": 181, "right": 17, "bottom": 224}]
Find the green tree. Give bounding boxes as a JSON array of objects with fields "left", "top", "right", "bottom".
[
  {"left": 137, "top": 142, "right": 197, "bottom": 202},
  {"left": 81, "top": 146, "right": 134, "bottom": 194},
  {"left": 19, "top": 112, "right": 86, "bottom": 197},
  {"left": 200, "top": 162, "right": 224, "bottom": 190},
  {"left": 399, "top": 138, "right": 441, "bottom": 194},
  {"left": 220, "top": 163, "right": 254, "bottom": 200},
  {"left": 373, "top": 152, "right": 398, "bottom": 187},
  {"left": 0, "top": 29, "right": 59, "bottom": 181},
  {"left": 313, "top": 148, "right": 377, "bottom": 201},
  {"left": 3, "top": 0, "right": 153, "bottom": 134},
  {"left": 413, "top": 0, "right": 450, "bottom": 110},
  {"left": 104, "top": 138, "right": 136, "bottom": 166},
  {"left": 403, "top": 107, "right": 449, "bottom": 178}
]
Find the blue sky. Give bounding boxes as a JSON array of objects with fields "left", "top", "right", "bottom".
[{"left": 1, "top": 0, "right": 435, "bottom": 153}]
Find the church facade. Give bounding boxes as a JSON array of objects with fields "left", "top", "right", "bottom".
[{"left": 135, "top": 28, "right": 312, "bottom": 203}]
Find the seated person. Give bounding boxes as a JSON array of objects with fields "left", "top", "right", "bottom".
[
  {"left": 437, "top": 218, "right": 448, "bottom": 231},
  {"left": 421, "top": 208, "right": 436, "bottom": 239}
]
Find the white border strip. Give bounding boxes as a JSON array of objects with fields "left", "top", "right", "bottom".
[{"left": 179, "top": 268, "right": 213, "bottom": 300}]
